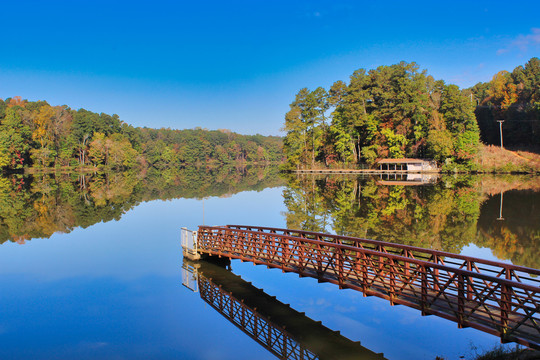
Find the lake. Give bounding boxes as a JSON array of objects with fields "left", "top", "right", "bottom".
[{"left": 0, "top": 168, "right": 538, "bottom": 359}]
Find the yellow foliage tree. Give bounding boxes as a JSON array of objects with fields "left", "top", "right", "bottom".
[
  {"left": 487, "top": 71, "right": 517, "bottom": 110},
  {"left": 32, "top": 104, "right": 55, "bottom": 148}
]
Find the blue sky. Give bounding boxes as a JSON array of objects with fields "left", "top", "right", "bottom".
[{"left": 1, "top": 0, "right": 539, "bottom": 135}]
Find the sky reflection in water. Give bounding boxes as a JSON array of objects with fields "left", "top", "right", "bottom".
[{"left": 0, "top": 182, "right": 531, "bottom": 359}]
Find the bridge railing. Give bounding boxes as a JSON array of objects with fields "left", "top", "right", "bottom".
[
  {"left": 196, "top": 225, "right": 540, "bottom": 349},
  {"left": 225, "top": 225, "right": 540, "bottom": 288}
]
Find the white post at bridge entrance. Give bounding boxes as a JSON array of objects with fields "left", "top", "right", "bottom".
[{"left": 181, "top": 227, "right": 200, "bottom": 260}]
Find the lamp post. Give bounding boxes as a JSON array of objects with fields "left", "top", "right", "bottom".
[{"left": 497, "top": 120, "right": 505, "bottom": 149}]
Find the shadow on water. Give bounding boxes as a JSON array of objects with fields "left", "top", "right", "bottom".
[{"left": 181, "top": 257, "right": 387, "bottom": 360}]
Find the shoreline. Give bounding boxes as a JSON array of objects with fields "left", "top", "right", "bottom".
[{"left": 289, "top": 169, "right": 538, "bottom": 175}]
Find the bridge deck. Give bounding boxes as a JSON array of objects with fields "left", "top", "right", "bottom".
[{"left": 191, "top": 225, "right": 540, "bottom": 349}]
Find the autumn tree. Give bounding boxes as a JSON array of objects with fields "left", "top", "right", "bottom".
[
  {"left": 30, "top": 104, "right": 57, "bottom": 166},
  {"left": 0, "top": 107, "right": 32, "bottom": 169},
  {"left": 283, "top": 61, "right": 480, "bottom": 169},
  {"left": 471, "top": 57, "right": 539, "bottom": 147},
  {"left": 282, "top": 87, "right": 328, "bottom": 169}
]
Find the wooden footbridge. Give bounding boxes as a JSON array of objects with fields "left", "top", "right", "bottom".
[{"left": 181, "top": 225, "right": 540, "bottom": 349}]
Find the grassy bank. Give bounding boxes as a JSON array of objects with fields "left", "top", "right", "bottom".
[
  {"left": 282, "top": 144, "right": 540, "bottom": 174},
  {"left": 473, "top": 145, "right": 540, "bottom": 174}
]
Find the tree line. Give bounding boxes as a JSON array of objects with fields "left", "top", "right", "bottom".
[
  {"left": 283, "top": 58, "right": 539, "bottom": 171},
  {"left": 0, "top": 98, "right": 283, "bottom": 171}
]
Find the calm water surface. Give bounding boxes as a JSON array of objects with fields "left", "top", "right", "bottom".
[{"left": 0, "top": 169, "right": 538, "bottom": 359}]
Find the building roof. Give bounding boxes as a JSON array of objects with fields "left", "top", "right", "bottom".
[{"left": 376, "top": 158, "right": 429, "bottom": 164}]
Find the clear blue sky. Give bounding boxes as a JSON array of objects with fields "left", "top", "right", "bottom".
[{"left": 1, "top": 0, "right": 539, "bottom": 135}]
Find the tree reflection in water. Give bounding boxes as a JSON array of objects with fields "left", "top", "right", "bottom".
[
  {"left": 0, "top": 166, "right": 283, "bottom": 245},
  {"left": 282, "top": 174, "right": 540, "bottom": 269},
  {"left": 1, "top": 169, "right": 538, "bottom": 269}
]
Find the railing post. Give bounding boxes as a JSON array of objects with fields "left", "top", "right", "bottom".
[
  {"left": 298, "top": 240, "right": 305, "bottom": 271},
  {"left": 404, "top": 250, "right": 410, "bottom": 277},
  {"left": 267, "top": 320, "right": 272, "bottom": 352},
  {"left": 457, "top": 273, "right": 465, "bottom": 328},
  {"left": 362, "top": 253, "right": 369, "bottom": 296},
  {"left": 241, "top": 301, "right": 246, "bottom": 326},
  {"left": 337, "top": 247, "right": 344, "bottom": 288},
  {"left": 257, "top": 232, "right": 263, "bottom": 259},
  {"left": 281, "top": 328, "right": 288, "bottom": 358},
  {"left": 433, "top": 255, "right": 439, "bottom": 291},
  {"left": 219, "top": 285, "right": 224, "bottom": 310},
  {"left": 505, "top": 266, "right": 512, "bottom": 281},
  {"left": 224, "top": 227, "right": 231, "bottom": 253},
  {"left": 317, "top": 244, "right": 322, "bottom": 275},
  {"left": 467, "top": 261, "right": 473, "bottom": 301},
  {"left": 282, "top": 236, "right": 289, "bottom": 270},
  {"left": 354, "top": 250, "right": 362, "bottom": 283},
  {"left": 500, "top": 283, "right": 511, "bottom": 341},
  {"left": 389, "top": 258, "right": 396, "bottom": 306},
  {"left": 421, "top": 264, "right": 429, "bottom": 315},
  {"left": 378, "top": 245, "right": 383, "bottom": 273}
]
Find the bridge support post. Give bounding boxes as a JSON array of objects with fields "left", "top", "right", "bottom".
[
  {"left": 457, "top": 273, "right": 466, "bottom": 328},
  {"left": 337, "top": 247, "right": 344, "bottom": 288},
  {"left": 389, "top": 258, "right": 396, "bottom": 306},
  {"left": 467, "top": 261, "right": 474, "bottom": 301},
  {"left": 361, "top": 253, "right": 369, "bottom": 296},
  {"left": 421, "top": 265, "right": 429, "bottom": 315},
  {"left": 500, "top": 283, "right": 511, "bottom": 341}
]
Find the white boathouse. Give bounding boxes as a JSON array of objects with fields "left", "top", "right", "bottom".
[{"left": 376, "top": 158, "right": 438, "bottom": 172}]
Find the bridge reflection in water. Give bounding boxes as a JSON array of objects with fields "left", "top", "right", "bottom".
[
  {"left": 182, "top": 258, "right": 386, "bottom": 360},
  {"left": 186, "top": 225, "right": 540, "bottom": 349}
]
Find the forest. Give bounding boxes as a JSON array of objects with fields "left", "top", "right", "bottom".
[
  {"left": 469, "top": 57, "right": 540, "bottom": 147},
  {"left": 282, "top": 58, "right": 539, "bottom": 171},
  {"left": 0, "top": 98, "right": 283, "bottom": 171}
]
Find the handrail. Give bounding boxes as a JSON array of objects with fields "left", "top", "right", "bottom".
[
  {"left": 199, "top": 225, "right": 540, "bottom": 292},
  {"left": 225, "top": 224, "right": 540, "bottom": 281}
]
